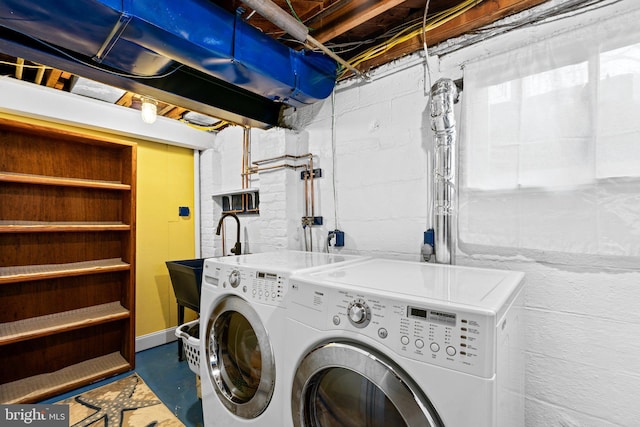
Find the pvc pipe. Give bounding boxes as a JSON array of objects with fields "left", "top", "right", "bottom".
[
  {"left": 240, "top": 0, "right": 365, "bottom": 78},
  {"left": 240, "top": 0, "right": 309, "bottom": 42}
]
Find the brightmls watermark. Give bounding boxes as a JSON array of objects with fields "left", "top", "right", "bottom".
[{"left": 1, "top": 405, "right": 68, "bottom": 426}]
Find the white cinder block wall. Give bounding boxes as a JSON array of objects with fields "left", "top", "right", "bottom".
[{"left": 200, "top": 2, "right": 640, "bottom": 425}]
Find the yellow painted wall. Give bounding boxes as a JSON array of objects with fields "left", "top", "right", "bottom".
[{"left": 136, "top": 141, "right": 196, "bottom": 336}]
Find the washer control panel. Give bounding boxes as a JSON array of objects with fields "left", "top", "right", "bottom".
[
  {"left": 289, "top": 282, "right": 494, "bottom": 378},
  {"left": 347, "top": 299, "right": 371, "bottom": 328},
  {"left": 203, "top": 263, "right": 289, "bottom": 306}
]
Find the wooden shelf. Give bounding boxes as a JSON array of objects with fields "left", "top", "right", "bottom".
[
  {"left": 0, "top": 302, "right": 129, "bottom": 346},
  {"left": 0, "top": 172, "right": 131, "bottom": 190},
  {"left": 0, "top": 221, "right": 130, "bottom": 233},
  {"left": 0, "top": 352, "right": 130, "bottom": 404},
  {"left": 0, "top": 118, "right": 136, "bottom": 403},
  {"left": 0, "top": 259, "right": 130, "bottom": 285}
]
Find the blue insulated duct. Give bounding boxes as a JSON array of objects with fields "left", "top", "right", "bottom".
[{"left": 0, "top": 0, "right": 337, "bottom": 108}]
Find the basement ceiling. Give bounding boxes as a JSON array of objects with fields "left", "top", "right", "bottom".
[{"left": 0, "top": 0, "right": 557, "bottom": 130}]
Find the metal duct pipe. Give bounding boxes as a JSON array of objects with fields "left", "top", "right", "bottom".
[{"left": 430, "top": 78, "right": 459, "bottom": 265}]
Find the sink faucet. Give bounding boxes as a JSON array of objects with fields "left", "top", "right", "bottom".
[{"left": 216, "top": 212, "right": 241, "bottom": 256}]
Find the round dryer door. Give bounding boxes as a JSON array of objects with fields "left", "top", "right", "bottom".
[
  {"left": 206, "top": 295, "right": 275, "bottom": 419},
  {"left": 292, "top": 342, "right": 443, "bottom": 427}
]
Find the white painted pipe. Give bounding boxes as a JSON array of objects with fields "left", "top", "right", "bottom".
[
  {"left": 240, "top": 0, "right": 309, "bottom": 42},
  {"left": 240, "top": 0, "right": 365, "bottom": 78}
]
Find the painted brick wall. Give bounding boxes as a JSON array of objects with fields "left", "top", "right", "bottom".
[
  {"left": 200, "top": 126, "right": 309, "bottom": 256},
  {"left": 199, "top": 3, "right": 640, "bottom": 425}
]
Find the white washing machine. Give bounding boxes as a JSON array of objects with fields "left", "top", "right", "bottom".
[
  {"left": 283, "top": 258, "right": 525, "bottom": 427},
  {"left": 199, "top": 250, "right": 367, "bottom": 427}
]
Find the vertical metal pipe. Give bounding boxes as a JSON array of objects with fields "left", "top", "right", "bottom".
[{"left": 430, "top": 78, "right": 458, "bottom": 265}]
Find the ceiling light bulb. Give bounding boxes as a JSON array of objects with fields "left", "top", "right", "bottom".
[{"left": 140, "top": 98, "right": 157, "bottom": 124}]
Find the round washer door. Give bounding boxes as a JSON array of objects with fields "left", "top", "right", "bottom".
[
  {"left": 206, "top": 295, "right": 275, "bottom": 419},
  {"left": 292, "top": 342, "right": 443, "bottom": 427}
]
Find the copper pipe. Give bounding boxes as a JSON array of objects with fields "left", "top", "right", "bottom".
[
  {"left": 303, "top": 163, "right": 310, "bottom": 219},
  {"left": 242, "top": 128, "right": 250, "bottom": 211},
  {"left": 309, "top": 155, "right": 315, "bottom": 217},
  {"left": 244, "top": 163, "right": 306, "bottom": 174},
  {"left": 252, "top": 153, "right": 313, "bottom": 165},
  {"left": 248, "top": 153, "right": 318, "bottom": 235}
]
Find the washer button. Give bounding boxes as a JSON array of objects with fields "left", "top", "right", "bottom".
[
  {"left": 415, "top": 339, "right": 424, "bottom": 349},
  {"left": 333, "top": 315, "right": 341, "bottom": 326},
  {"left": 430, "top": 342, "right": 440, "bottom": 352},
  {"left": 401, "top": 336, "right": 410, "bottom": 345},
  {"left": 446, "top": 346, "right": 457, "bottom": 356},
  {"left": 378, "top": 328, "right": 388, "bottom": 339}
]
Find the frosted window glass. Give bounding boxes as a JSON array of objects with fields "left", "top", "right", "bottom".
[
  {"left": 597, "top": 43, "right": 640, "bottom": 178},
  {"left": 459, "top": 13, "right": 640, "bottom": 257}
]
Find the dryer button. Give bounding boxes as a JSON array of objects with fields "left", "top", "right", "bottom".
[
  {"left": 378, "top": 328, "right": 388, "bottom": 339},
  {"left": 430, "top": 342, "right": 440, "bottom": 352},
  {"left": 415, "top": 339, "right": 424, "bottom": 349},
  {"left": 401, "top": 335, "right": 410, "bottom": 345},
  {"left": 446, "top": 346, "right": 457, "bottom": 356}
]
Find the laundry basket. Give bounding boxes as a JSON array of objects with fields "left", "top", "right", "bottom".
[{"left": 175, "top": 319, "right": 200, "bottom": 376}]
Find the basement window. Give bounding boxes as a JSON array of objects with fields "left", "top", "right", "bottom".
[{"left": 459, "top": 12, "right": 640, "bottom": 258}]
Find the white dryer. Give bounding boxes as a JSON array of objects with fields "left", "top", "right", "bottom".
[
  {"left": 199, "top": 250, "right": 367, "bottom": 427},
  {"left": 284, "top": 258, "right": 525, "bottom": 427}
]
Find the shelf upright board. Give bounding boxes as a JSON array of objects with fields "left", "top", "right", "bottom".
[{"left": 0, "top": 118, "right": 137, "bottom": 403}]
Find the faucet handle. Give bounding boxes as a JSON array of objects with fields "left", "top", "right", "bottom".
[{"left": 231, "top": 242, "right": 242, "bottom": 256}]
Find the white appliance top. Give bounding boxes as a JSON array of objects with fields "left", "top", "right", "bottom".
[
  {"left": 209, "top": 250, "right": 366, "bottom": 274},
  {"left": 293, "top": 258, "right": 524, "bottom": 315}
]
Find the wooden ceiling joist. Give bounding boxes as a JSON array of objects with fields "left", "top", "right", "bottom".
[
  {"left": 354, "top": 0, "right": 550, "bottom": 73},
  {"left": 166, "top": 107, "right": 187, "bottom": 119},
  {"left": 310, "top": 0, "right": 410, "bottom": 43},
  {"left": 14, "top": 57, "right": 24, "bottom": 80},
  {"left": 34, "top": 65, "right": 46, "bottom": 85},
  {"left": 116, "top": 92, "right": 135, "bottom": 107}
]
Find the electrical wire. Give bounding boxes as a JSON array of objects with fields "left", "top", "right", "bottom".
[
  {"left": 331, "top": 90, "right": 339, "bottom": 231},
  {"left": 284, "top": 0, "right": 304, "bottom": 23},
  {"left": 180, "top": 119, "right": 229, "bottom": 132},
  {"left": 423, "top": 0, "right": 433, "bottom": 97},
  {"left": 433, "top": 0, "right": 617, "bottom": 56},
  {"left": 337, "top": 0, "right": 483, "bottom": 79},
  {"left": 423, "top": 0, "right": 434, "bottom": 230}
]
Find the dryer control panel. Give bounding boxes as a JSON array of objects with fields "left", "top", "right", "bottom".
[
  {"left": 289, "top": 282, "right": 495, "bottom": 378},
  {"left": 203, "top": 263, "right": 289, "bottom": 307}
]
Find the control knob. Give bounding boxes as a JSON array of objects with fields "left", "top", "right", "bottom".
[
  {"left": 347, "top": 299, "right": 370, "bottom": 328},
  {"left": 228, "top": 270, "right": 241, "bottom": 288}
]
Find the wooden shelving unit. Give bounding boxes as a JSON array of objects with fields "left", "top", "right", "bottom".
[{"left": 0, "top": 118, "right": 136, "bottom": 403}]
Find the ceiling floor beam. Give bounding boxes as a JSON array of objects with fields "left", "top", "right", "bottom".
[
  {"left": 311, "top": 0, "right": 410, "bottom": 43},
  {"left": 353, "top": 0, "right": 549, "bottom": 73}
]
